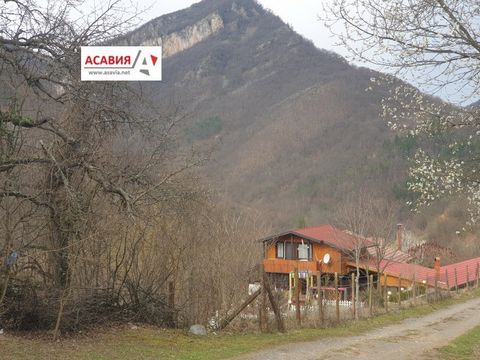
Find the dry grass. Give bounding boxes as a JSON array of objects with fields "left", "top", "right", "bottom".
[{"left": 1, "top": 289, "right": 479, "bottom": 360}]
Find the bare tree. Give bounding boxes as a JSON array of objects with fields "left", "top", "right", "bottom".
[
  {"left": 334, "top": 190, "right": 371, "bottom": 320},
  {"left": 0, "top": 0, "right": 269, "bottom": 335},
  {"left": 326, "top": 0, "right": 480, "bottom": 223},
  {"left": 0, "top": 0, "right": 207, "bottom": 333},
  {"left": 325, "top": 0, "right": 480, "bottom": 99},
  {"left": 334, "top": 189, "right": 399, "bottom": 317},
  {"left": 367, "top": 199, "right": 401, "bottom": 277}
]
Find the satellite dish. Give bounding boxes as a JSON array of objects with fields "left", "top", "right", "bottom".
[{"left": 323, "top": 253, "right": 331, "bottom": 264}]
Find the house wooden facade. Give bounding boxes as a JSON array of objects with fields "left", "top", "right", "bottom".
[
  {"left": 262, "top": 224, "right": 480, "bottom": 297},
  {"left": 262, "top": 225, "right": 369, "bottom": 290}
]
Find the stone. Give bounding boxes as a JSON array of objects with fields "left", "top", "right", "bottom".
[{"left": 189, "top": 324, "right": 207, "bottom": 336}]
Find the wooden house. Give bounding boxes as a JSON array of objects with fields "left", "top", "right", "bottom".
[
  {"left": 261, "top": 225, "right": 374, "bottom": 292},
  {"left": 262, "top": 224, "right": 480, "bottom": 300},
  {"left": 260, "top": 224, "right": 431, "bottom": 300}
]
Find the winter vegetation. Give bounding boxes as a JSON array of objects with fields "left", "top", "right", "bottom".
[
  {"left": 0, "top": 0, "right": 265, "bottom": 336},
  {"left": 1, "top": 1, "right": 480, "bottom": 359}
]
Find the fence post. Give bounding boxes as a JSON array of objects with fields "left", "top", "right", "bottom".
[
  {"left": 384, "top": 273, "right": 388, "bottom": 312},
  {"left": 262, "top": 271, "right": 285, "bottom": 333},
  {"left": 412, "top": 273, "right": 416, "bottom": 306},
  {"left": 476, "top": 263, "right": 479, "bottom": 288},
  {"left": 260, "top": 266, "right": 268, "bottom": 332},
  {"left": 351, "top": 272, "right": 356, "bottom": 319},
  {"left": 317, "top": 270, "right": 323, "bottom": 327},
  {"left": 445, "top": 269, "right": 450, "bottom": 292},
  {"left": 335, "top": 272, "right": 340, "bottom": 322},
  {"left": 435, "top": 271, "right": 439, "bottom": 302},
  {"left": 467, "top": 266, "right": 470, "bottom": 290},
  {"left": 257, "top": 296, "right": 263, "bottom": 331},
  {"left": 398, "top": 274, "right": 402, "bottom": 308},
  {"left": 369, "top": 274, "right": 373, "bottom": 315},
  {"left": 294, "top": 267, "right": 301, "bottom": 326},
  {"left": 454, "top": 268, "right": 458, "bottom": 293},
  {"left": 378, "top": 272, "right": 383, "bottom": 298}
]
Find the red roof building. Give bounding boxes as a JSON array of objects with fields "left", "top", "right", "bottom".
[{"left": 262, "top": 224, "right": 480, "bottom": 290}]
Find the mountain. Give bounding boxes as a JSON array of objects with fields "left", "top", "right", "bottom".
[{"left": 117, "top": 0, "right": 434, "bottom": 230}]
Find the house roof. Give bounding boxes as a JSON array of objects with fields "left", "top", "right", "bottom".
[
  {"left": 441, "top": 257, "right": 480, "bottom": 289},
  {"left": 387, "top": 257, "right": 480, "bottom": 289},
  {"left": 261, "top": 224, "right": 368, "bottom": 253},
  {"left": 353, "top": 256, "right": 480, "bottom": 289},
  {"left": 261, "top": 224, "right": 480, "bottom": 289},
  {"left": 347, "top": 258, "right": 440, "bottom": 287},
  {"left": 380, "top": 260, "right": 437, "bottom": 285},
  {"left": 366, "top": 243, "right": 413, "bottom": 263}
]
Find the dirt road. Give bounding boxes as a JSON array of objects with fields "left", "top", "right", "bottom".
[{"left": 233, "top": 297, "right": 480, "bottom": 360}]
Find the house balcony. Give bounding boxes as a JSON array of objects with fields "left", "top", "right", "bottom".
[{"left": 263, "top": 258, "right": 318, "bottom": 274}]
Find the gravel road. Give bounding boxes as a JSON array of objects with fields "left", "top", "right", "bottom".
[{"left": 232, "top": 297, "right": 480, "bottom": 360}]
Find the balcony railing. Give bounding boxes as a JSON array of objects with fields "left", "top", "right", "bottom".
[{"left": 263, "top": 258, "right": 317, "bottom": 274}]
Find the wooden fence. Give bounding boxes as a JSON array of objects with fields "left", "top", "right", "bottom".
[{"left": 216, "top": 262, "right": 480, "bottom": 332}]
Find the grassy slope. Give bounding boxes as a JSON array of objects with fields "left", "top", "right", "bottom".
[
  {"left": 438, "top": 325, "right": 480, "bottom": 360},
  {"left": 2, "top": 290, "right": 480, "bottom": 360}
]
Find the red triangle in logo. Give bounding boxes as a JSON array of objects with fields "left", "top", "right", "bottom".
[{"left": 150, "top": 55, "right": 158, "bottom": 66}]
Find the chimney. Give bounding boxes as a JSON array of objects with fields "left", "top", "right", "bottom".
[
  {"left": 396, "top": 224, "right": 403, "bottom": 251},
  {"left": 434, "top": 257, "right": 441, "bottom": 277}
]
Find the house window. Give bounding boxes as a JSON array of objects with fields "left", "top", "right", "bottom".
[
  {"left": 298, "top": 243, "right": 311, "bottom": 260},
  {"left": 285, "top": 242, "right": 295, "bottom": 260},
  {"left": 276, "top": 242, "right": 284, "bottom": 258},
  {"left": 276, "top": 240, "right": 312, "bottom": 260}
]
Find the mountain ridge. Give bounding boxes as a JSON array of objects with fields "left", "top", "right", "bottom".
[
  {"left": 117, "top": 0, "right": 404, "bottom": 227},
  {"left": 113, "top": 0, "right": 478, "bottom": 260}
]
